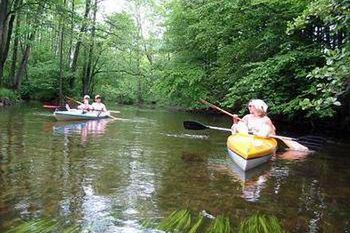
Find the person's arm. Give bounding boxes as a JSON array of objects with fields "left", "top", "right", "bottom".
[
  {"left": 266, "top": 117, "right": 276, "bottom": 135},
  {"left": 254, "top": 118, "right": 275, "bottom": 137}
]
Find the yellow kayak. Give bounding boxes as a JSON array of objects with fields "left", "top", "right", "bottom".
[{"left": 227, "top": 133, "right": 277, "bottom": 171}]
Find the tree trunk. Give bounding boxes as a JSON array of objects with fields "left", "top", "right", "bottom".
[
  {"left": 82, "top": 0, "right": 97, "bottom": 95},
  {"left": 0, "top": 0, "right": 20, "bottom": 86},
  {"left": 13, "top": 2, "right": 44, "bottom": 90},
  {"left": 0, "top": 1, "right": 9, "bottom": 79},
  {"left": 67, "top": 0, "right": 74, "bottom": 66},
  {"left": 58, "top": 0, "right": 67, "bottom": 105},
  {"left": 9, "top": 11, "right": 20, "bottom": 88},
  {"left": 13, "top": 33, "right": 33, "bottom": 89},
  {"left": 70, "top": 0, "right": 91, "bottom": 89}
]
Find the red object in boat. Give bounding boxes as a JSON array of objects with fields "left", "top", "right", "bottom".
[{"left": 43, "top": 104, "right": 60, "bottom": 110}]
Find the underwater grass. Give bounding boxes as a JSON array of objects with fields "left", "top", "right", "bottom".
[
  {"left": 4, "top": 218, "right": 80, "bottom": 233},
  {"left": 238, "top": 213, "right": 284, "bottom": 233},
  {"left": 188, "top": 214, "right": 204, "bottom": 233},
  {"left": 206, "top": 215, "right": 231, "bottom": 233},
  {"left": 158, "top": 209, "right": 192, "bottom": 232},
  {"left": 155, "top": 209, "right": 285, "bottom": 233}
]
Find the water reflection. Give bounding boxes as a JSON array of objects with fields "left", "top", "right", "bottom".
[
  {"left": 49, "top": 119, "right": 111, "bottom": 145},
  {"left": 209, "top": 149, "right": 312, "bottom": 203},
  {"left": 277, "top": 150, "right": 311, "bottom": 161},
  {"left": 209, "top": 160, "right": 271, "bottom": 202}
]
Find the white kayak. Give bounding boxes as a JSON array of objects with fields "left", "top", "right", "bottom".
[{"left": 53, "top": 110, "right": 111, "bottom": 121}]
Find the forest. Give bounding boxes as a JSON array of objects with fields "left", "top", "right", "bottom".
[{"left": 0, "top": 0, "right": 349, "bottom": 124}]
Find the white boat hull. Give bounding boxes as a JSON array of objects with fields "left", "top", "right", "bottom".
[
  {"left": 228, "top": 148, "right": 272, "bottom": 171},
  {"left": 54, "top": 110, "right": 110, "bottom": 121}
]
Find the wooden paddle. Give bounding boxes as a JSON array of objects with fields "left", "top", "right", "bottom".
[
  {"left": 65, "top": 96, "right": 118, "bottom": 120},
  {"left": 183, "top": 121, "right": 325, "bottom": 151},
  {"left": 198, "top": 99, "right": 325, "bottom": 151}
]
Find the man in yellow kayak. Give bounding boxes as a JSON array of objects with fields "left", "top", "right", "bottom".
[{"left": 231, "top": 99, "right": 276, "bottom": 137}]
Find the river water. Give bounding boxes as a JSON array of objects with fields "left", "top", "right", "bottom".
[{"left": 0, "top": 104, "right": 349, "bottom": 232}]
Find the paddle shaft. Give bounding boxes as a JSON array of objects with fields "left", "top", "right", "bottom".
[
  {"left": 206, "top": 124, "right": 293, "bottom": 140},
  {"left": 66, "top": 96, "right": 83, "bottom": 105},
  {"left": 200, "top": 99, "right": 235, "bottom": 118}
]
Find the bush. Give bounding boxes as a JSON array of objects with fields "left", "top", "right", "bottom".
[{"left": 0, "top": 88, "right": 20, "bottom": 104}]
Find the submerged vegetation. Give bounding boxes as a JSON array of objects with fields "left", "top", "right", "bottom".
[
  {"left": 5, "top": 212, "right": 284, "bottom": 233},
  {"left": 156, "top": 209, "right": 285, "bottom": 233},
  {"left": 4, "top": 219, "right": 79, "bottom": 233}
]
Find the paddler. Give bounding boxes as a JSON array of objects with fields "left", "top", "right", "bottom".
[
  {"left": 77, "top": 95, "right": 93, "bottom": 112},
  {"left": 231, "top": 99, "right": 276, "bottom": 137},
  {"left": 91, "top": 95, "right": 107, "bottom": 112}
]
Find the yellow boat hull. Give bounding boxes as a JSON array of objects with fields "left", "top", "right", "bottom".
[{"left": 227, "top": 134, "right": 277, "bottom": 170}]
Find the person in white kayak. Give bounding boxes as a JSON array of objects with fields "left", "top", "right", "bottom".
[
  {"left": 231, "top": 99, "right": 276, "bottom": 137},
  {"left": 77, "top": 95, "right": 93, "bottom": 112},
  {"left": 91, "top": 95, "right": 107, "bottom": 112}
]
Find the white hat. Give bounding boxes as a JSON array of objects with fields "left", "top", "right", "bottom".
[
  {"left": 250, "top": 99, "right": 268, "bottom": 113},
  {"left": 83, "top": 95, "right": 90, "bottom": 99}
]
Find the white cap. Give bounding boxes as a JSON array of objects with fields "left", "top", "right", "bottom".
[
  {"left": 250, "top": 99, "right": 268, "bottom": 113},
  {"left": 83, "top": 95, "right": 90, "bottom": 99}
]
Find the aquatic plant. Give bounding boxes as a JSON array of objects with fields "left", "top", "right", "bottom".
[
  {"left": 238, "top": 213, "right": 284, "bottom": 233},
  {"left": 4, "top": 219, "right": 79, "bottom": 233},
  {"left": 158, "top": 209, "right": 192, "bottom": 232},
  {"left": 206, "top": 215, "right": 231, "bottom": 233},
  {"left": 156, "top": 209, "right": 285, "bottom": 233}
]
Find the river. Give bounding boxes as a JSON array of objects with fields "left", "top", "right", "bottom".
[{"left": 0, "top": 104, "right": 349, "bottom": 232}]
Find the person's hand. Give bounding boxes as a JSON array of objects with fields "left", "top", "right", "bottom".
[{"left": 232, "top": 114, "right": 241, "bottom": 124}]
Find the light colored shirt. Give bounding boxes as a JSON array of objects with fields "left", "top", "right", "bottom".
[
  {"left": 231, "top": 114, "right": 275, "bottom": 137},
  {"left": 77, "top": 103, "right": 92, "bottom": 111},
  {"left": 91, "top": 102, "right": 107, "bottom": 112}
]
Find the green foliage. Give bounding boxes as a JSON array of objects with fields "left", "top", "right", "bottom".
[
  {"left": 287, "top": 0, "right": 350, "bottom": 118},
  {"left": 22, "top": 60, "right": 60, "bottom": 100},
  {"left": 154, "top": 62, "right": 207, "bottom": 107},
  {"left": 0, "top": 88, "right": 20, "bottom": 102},
  {"left": 2, "top": 0, "right": 349, "bottom": 122},
  {"left": 158, "top": 0, "right": 310, "bottom": 111},
  {"left": 300, "top": 46, "right": 350, "bottom": 117},
  {"left": 224, "top": 47, "right": 323, "bottom": 116},
  {"left": 98, "top": 81, "right": 137, "bottom": 105},
  {"left": 156, "top": 0, "right": 350, "bottom": 120}
]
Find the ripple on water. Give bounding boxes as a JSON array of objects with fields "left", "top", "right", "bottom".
[{"left": 161, "top": 133, "right": 209, "bottom": 140}]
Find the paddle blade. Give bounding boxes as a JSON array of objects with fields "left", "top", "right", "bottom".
[
  {"left": 296, "top": 135, "right": 327, "bottom": 151},
  {"left": 183, "top": 121, "right": 208, "bottom": 130}
]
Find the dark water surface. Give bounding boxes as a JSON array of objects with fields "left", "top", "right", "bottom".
[{"left": 0, "top": 104, "right": 349, "bottom": 232}]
